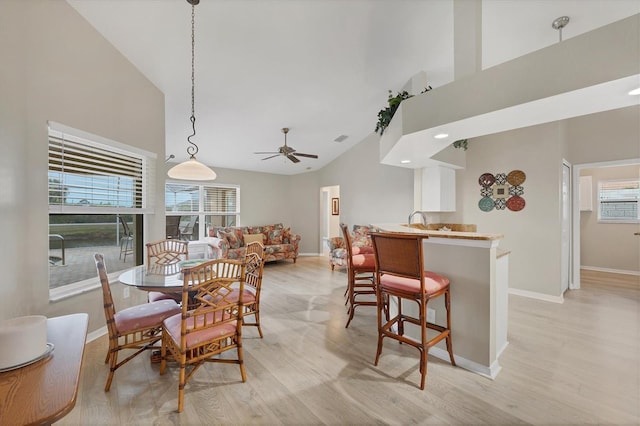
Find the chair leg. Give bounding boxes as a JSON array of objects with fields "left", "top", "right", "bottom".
[
  {"left": 374, "top": 289, "right": 385, "bottom": 366},
  {"left": 344, "top": 271, "right": 356, "bottom": 328},
  {"left": 255, "top": 312, "right": 263, "bottom": 338},
  {"left": 178, "top": 360, "right": 186, "bottom": 413},
  {"left": 105, "top": 349, "right": 117, "bottom": 392},
  {"left": 445, "top": 289, "right": 456, "bottom": 366}
]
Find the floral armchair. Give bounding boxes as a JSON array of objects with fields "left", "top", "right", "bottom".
[{"left": 328, "top": 224, "right": 375, "bottom": 270}]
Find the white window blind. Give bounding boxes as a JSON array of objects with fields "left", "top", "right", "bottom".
[
  {"left": 204, "top": 186, "right": 238, "bottom": 214},
  {"left": 48, "top": 126, "right": 155, "bottom": 214},
  {"left": 598, "top": 179, "right": 639, "bottom": 222},
  {"left": 165, "top": 183, "right": 239, "bottom": 214}
]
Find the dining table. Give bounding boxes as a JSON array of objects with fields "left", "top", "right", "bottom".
[
  {"left": 0, "top": 313, "right": 88, "bottom": 426},
  {"left": 117, "top": 261, "right": 185, "bottom": 292}
]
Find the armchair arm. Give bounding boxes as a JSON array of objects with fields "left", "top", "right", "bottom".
[
  {"left": 201, "top": 236, "right": 229, "bottom": 259},
  {"left": 327, "top": 236, "right": 345, "bottom": 250},
  {"left": 289, "top": 233, "right": 301, "bottom": 251}
]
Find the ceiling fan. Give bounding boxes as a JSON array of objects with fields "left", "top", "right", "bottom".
[{"left": 254, "top": 128, "right": 318, "bottom": 163}]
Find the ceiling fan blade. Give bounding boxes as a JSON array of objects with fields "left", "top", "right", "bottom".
[
  {"left": 261, "top": 154, "right": 281, "bottom": 160},
  {"left": 293, "top": 152, "right": 318, "bottom": 159},
  {"left": 254, "top": 151, "right": 280, "bottom": 154},
  {"left": 286, "top": 154, "right": 300, "bottom": 163}
]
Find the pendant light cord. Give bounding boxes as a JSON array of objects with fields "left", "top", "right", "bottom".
[{"left": 187, "top": 3, "right": 198, "bottom": 158}]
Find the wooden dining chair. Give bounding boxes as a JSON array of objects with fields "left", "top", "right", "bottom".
[
  {"left": 146, "top": 239, "right": 189, "bottom": 304},
  {"left": 239, "top": 241, "right": 266, "bottom": 337},
  {"left": 340, "top": 223, "right": 377, "bottom": 328},
  {"left": 160, "top": 258, "right": 246, "bottom": 413},
  {"left": 146, "top": 239, "right": 189, "bottom": 265},
  {"left": 93, "top": 253, "right": 181, "bottom": 392},
  {"left": 369, "top": 232, "right": 456, "bottom": 390}
]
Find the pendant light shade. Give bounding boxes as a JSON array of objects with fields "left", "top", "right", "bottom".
[
  {"left": 168, "top": 158, "right": 217, "bottom": 180},
  {"left": 168, "top": 0, "right": 216, "bottom": 181}
]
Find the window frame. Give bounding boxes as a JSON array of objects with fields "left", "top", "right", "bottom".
[
  {"left": 165, "top": 181, "right": 240, "bottom": 240},
  {"left": 597, "top": 178, "right": 640, "bottom": 224},
  {"left": 47, "top": 122, "right": 156, "bottom": 300}
]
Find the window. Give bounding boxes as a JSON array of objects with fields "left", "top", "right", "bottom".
[
  {"left": 166, "top": 182, "right": 239, "bottom": 240},
  {"left": 598, "top": 179, "right": 639, "bottom": 223},
  {"left": 48, "top": 122, "right": 156, "bottom": 297}
]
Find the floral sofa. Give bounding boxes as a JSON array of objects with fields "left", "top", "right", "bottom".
[
  {"left": 328, "top": 224, "right": 376, "bottom": 270},
  {"left": 198, "top": 223, "right": 300, "bottom": 263}
]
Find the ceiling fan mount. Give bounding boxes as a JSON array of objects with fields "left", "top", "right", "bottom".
[{"left": 254, "top": 127, "right": 319, "bottom": 163}]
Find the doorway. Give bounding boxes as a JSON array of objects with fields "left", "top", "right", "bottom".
[
  {"left": 561, "top": 160, "right": 571, "bottom": 294},
  {"left": 320, "top": 185, "right": 339, "bottom": 256}
]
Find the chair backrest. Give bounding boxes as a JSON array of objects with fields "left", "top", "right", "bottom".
[
  {"left": 370, "top": 232, "right": 426, "bottom": 281},
  {"left": 119, "top": 216, "right": 133, "bottom": 237},
  {"left": 179, "top": 259, "right": 245, "bottom": 347},
  {"left": 339, "top": 223, "right": 354, "bottom": 258},
  {"left": 244, "top": 241, "right": 265, "bottom": 292},
  {"left": 146, "top": 239, "right": 189, "bottom": 265},
  {"left": 94, "top": 253, "right": 118, "bottom": 339}
]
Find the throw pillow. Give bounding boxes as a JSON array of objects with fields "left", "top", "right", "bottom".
[
  {"left": 267, "top": 229, "right": 283, "bottom": 245},
  {"left": 281, "top": 227, "right": 291, "bottom": 244},
  {"left": 219, "top": 230, "right": 241, "bottom": 249},
  {"left": 243, "top": 233, "right": 264, "bottom": 245}
]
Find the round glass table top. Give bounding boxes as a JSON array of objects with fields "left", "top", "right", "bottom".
[{"left": 118, "top": 261, "right": 207, "bottom": 291}]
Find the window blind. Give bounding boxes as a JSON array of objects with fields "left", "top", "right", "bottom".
[{"left": 48, "top": 128, "right": 154, "bottom": 213}]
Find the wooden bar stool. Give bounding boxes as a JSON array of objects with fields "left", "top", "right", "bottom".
[
  {"left": 370, "top": 231, "right": 456, "bottom": 390},
  {"left": 340, "top": 223, "right": 377, "bottom": 328}
]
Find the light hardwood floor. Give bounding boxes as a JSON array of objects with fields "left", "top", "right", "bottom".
[{"left": 59, "top": 259, "right": 640, "bottom": 425}]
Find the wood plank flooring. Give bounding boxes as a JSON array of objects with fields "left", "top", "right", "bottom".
[{"left": 58, "top": 259, "right": 640, "bottom": 425}]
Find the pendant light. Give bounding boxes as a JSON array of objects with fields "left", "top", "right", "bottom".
[{"left": 168, "top": 0, "right": 217, "bottom": 181}]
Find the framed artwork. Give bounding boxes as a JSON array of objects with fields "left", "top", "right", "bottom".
[
  {"left": 478, "top": 170, "right": 526, "bottom": 212},
  {"left": 331, "top": 198, "right": 339, "bottom": 215}
]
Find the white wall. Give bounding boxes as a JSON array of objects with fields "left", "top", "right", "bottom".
[
  {"left": 0, "top": 0, "right": 165, "bottom": 331},
  {"left": 318, "top": 134, "right": 414, "bottom": 229}
]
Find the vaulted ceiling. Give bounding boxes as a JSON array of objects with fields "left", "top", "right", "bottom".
[{"left": 67, "top": 0, "right": 640, "bottom": 175}]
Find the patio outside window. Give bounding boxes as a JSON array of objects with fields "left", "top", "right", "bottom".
[{"left": 47, "top": 122, "right": 155, "bottom": 298}]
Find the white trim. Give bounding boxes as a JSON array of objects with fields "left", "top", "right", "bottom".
[
  {"left": 508, "top": 288, "right": 564, "bottom": 304},
  {"left": 86, "top": 325, "right": 107, "bottom": 343},
  {"left": 429, "top": 346, "right": 501, "bottom": 380},
  {"left": 423, "top": 237, "right": 500, "bottom": 249},
  {"left": 48, "top": 121, "right": 157, "bottom": 159},
  {"left": 581, "top": 266, "right": 640, "bottom": 277},
  {"left": 49, "top": 270, "right": 123, "bottom": 302}
]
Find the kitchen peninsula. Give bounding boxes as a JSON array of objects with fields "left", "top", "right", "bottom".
[{"left": 372, "top": 223, "right": 507, "bottom": 379}]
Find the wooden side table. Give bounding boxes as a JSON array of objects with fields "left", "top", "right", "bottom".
[{"left": 0, "top": 313, "right": 88, "bottom": 426}]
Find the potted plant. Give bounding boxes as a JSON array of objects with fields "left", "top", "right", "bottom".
[{"left": 374, "top": 87, "right": 468, "bottom": 150}]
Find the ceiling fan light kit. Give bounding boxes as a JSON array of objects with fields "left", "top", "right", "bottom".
[
  {"left": 167, "top": 0, "right": 217, "bottom": 181},
  {"left": 254, "top": 127, "right": 319, "bottom": 164}
]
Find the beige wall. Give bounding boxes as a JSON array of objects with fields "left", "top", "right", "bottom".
[
  {"left": 0, "top": 1, "right": 165, "bottom": 331},
  {"left": 458, "top": 122, "right": 565, "bottom": 297},
  {"left": 580, "top": 165, "right": 640, "bottom": 273}
]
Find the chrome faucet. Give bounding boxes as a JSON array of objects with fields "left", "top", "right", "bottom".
[{"left": 408, "top": 210, "right": 428, "bottom": 226}]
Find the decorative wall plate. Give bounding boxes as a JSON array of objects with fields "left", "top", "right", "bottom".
[
  {"left": 479, "top": 173, "right": 495, "bottom": 187},
  {"left": 507, "top": 170, "right": 526, "bottom": 186},
  {"left": 507, "top": 196, "right": 526, "bottom": 211},
  {"left": 479, "top": 197, "right": 494, "bottom": 212}
]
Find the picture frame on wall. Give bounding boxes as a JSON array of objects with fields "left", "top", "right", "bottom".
[{"left": 331, "top": 198, "right": 339, "bottom": 215}]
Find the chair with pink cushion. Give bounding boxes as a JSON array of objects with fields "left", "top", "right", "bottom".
[
  {"left": 340, "top": 223, "right": 377, "bottom": 328},
  {"left": 94, "top": 253, "right": 181, "bottom": 392},
  {"left": 369, "top": 232, "right": 456, "bottom": 390},
  {"left": 146, "top": 239, "right": 189, "bottom": 304},
  {"left": 160, "top": 258, "right": 246, "bottom": 413}
]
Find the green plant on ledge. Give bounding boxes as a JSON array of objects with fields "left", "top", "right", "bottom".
[{"left": 374, "top": 86, "right": 469, "bottom": 150}]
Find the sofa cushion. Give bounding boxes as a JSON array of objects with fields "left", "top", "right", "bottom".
[
  {"left": 243, "top": 233, "right": 264, "bottom": 245},
  {"left": 267, "top": 229, "right": 284, "bottom": 245}
]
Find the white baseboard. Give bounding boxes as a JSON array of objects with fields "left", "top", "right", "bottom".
[
  {"left": 298, "top": 252, "right": 321, "bottom": 257},
  {"left": 429, "top": 346, "right": 501, "bottom": 380},
  {"left": 508, "top": 288, "right": 564, "bottom": 304},
  {"left": 581, "top": 266, "right": 640, "bottom": 276},
  {"left": 86, "top": 325, "right": 107, "bottom": 343}
]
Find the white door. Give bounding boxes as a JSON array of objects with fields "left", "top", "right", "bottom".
[{"left": 561, "top": 161, "right": 571, "bottom": 294}]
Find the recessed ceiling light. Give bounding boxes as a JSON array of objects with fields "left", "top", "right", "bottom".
[
  {"left": 401, "top": 160, "right": 411, "bottom": 164},
  {"left": 629, "top": 87, "right": 640, "bottom": 95},
  {"left": 334, "top": 134, "right": 348, "bottom": 142},
  {"left": 434, "top": 133, "right": 448, "bottom": 139}
]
